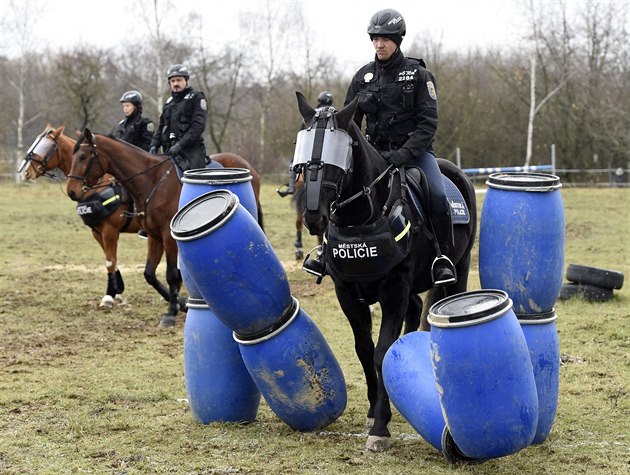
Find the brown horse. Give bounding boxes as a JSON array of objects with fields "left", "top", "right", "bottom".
[
  {"left": 66, "top": 129, "right": 263, "bottom": 328},
  {"left": 20, "top": 125, "right": 143, "bottom": 308}
]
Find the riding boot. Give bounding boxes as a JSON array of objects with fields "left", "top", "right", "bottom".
[
  {"left": 431, "top": 212, "right": 457, "bottom": 287},
  {"left": 138, "top": 229, "right": 148, "bottom": 239},
  {"left": 277, "top": 169, "right": 297, "bottom": 197}
]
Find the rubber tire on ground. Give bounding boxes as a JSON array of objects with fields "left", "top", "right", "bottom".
[
  {"left": 566, "top": 264, "right": 624, "bottom": 290},
  {"left": 558, "top": 283, "right": 614, "bottom": 302}
]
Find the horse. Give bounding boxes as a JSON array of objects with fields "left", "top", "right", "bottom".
[
  {"left": 293, "top": 92, "right": 477, "bottom": 452},
  {"left": 19, "top": 125, "right": 143, "bottom": 308},
  {"left": 66, "top": 129, "right": 264, "bottom": 328}
]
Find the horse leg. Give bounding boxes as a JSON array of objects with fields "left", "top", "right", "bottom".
[
  {"left": 143, "top": 238, "right": 170, "bottom": 302},
  {"left": 294, "top": 221, "right": 304, "bottom": 260},
  {"left": 100, "top": 224, "right": 127, "bottom": 305},
  {"left": 158, "top": 239, "right": 183, "bottom": 328},
  {"left": 364, "top": 282, "right": 411, "bottom": 452},
  {"left": 404, "top": 294, "right": 422, "bottom": 334},
  {"left": 91, "top": 228, "right": 116, "bottom": 309},
  {"left": 334, "top": 288, "right": 378, "bottom": 429},
  {"left": 257, "top": 203, "right": 264, "bottom": 231}
]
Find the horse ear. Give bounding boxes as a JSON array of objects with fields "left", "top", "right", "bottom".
[
  {"left": 335, "top": 96, "right": 358, "bottom": 130},
  {"left": 296, "top": 91, "right": 316, "bottom": 123},
  {"left": 53, "top": 125, "right": 64, "bottom": 138}
]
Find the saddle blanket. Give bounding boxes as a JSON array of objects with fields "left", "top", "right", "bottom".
[{"left": 407, "top": 175, "right": 470, "bottom": 225}]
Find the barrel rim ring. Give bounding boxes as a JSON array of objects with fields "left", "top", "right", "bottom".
[
  {"left": 170, "top": 190, "right": 240, "bottom": 241},
  {"left": 233, "top": 296, "right": 300, "bottom": 345},
  {"left": 428, "top": 289, "right": 513, "bottom": 328}
]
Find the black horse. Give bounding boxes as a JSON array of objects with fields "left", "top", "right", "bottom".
[{"left": 294, "top": 92, "right": 477, "bottom": 452}]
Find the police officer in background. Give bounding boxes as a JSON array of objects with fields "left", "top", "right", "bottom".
[
  {"left": 278, "top": 90, "right": 335, "bottom": 197},
  {"left": 112, "top": 90, "right": 154, "bottom": 151},
  {"left": 149, "top": 64, "right": 207, "bottom": 173},
  {"left": 344, "top": 8, "right": 456, "bottom": 287}
]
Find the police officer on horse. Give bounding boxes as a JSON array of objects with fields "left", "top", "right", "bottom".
[
  {"left": 344, "top": 8, "right": 456, "bottom": 287},
  {"left": 112, "top": 90, "right": 154, "bottom": 151},
  {"left": 149, "top": 64, "right": 208, "bottom": 173}
]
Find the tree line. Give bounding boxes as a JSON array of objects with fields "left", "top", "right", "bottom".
[{"left": 1, "top": 0, "right": 628, "bottom": 182}]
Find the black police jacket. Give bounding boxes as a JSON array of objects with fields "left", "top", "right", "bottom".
[
  {"left": 344, "top": 49, "right": 438, "bottom": 162},
  {"left": 112, "top": 112, "right": 154, "bottom": 152},
  {"left": 151, "top": 86, "right": 207, "bottom": 152}
]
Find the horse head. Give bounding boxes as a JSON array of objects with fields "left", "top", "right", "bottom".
[
  {"left": 19, "top": 125, "right": 66, "bottom": 181},
  {"left": 294, "top": 91, "right": 390, "bottom": 236},
  {"left": 67, "top": 128, "right": 110, "bottom": 201}
]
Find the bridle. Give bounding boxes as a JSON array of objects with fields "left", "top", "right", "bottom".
[
  {"left": 66, "top": 135, "right": 110, "bottom": 193},
  {"left": 292, "top": 107, "right": 353, "bottom": 215},
  {"left": 18, "top": 129, "right": 60, "bottom": 179},
  {"left": 293, "top": 107, "right": 393, "bottom": 227}
]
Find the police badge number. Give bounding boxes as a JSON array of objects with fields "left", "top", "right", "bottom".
[{"left": 426, "top": 81, "right": 437, "bottom": 100}]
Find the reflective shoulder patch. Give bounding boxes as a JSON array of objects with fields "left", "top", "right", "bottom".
[
  {"left": 426, "top": 81, "right": 437, "bottom": 100},
  {"left": 200, "top": 99, "right": 207, "bottom": 111},
  {"left": 166, "top": 96, "right": 173, "bottom": 104}
]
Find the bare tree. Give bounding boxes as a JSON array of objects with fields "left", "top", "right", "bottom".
[
  {"left": 1, "top": 0, "right": 46, "bottom": 181},
  {"left": 54, "top": 47, "right": 112, "bottom": 131}
]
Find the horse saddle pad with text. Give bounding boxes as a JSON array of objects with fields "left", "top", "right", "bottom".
[
  {"left": 406, "top": 174, "right": 470, "bottom": 225},
  {"left": 75, "top": 185, "right": 126, "bottom": 227}
]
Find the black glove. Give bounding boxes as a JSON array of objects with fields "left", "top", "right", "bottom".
[
  {"left": 149, "top": 146, "right": 158, "bottom": 155},
  {"left": 381, "top": 150, "right": 406, "bottom": 167},
  {"left": 168, "top": 143, "right": 182, "bottom": 156}
]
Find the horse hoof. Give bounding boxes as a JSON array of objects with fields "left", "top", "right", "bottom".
[
  {"left": 295, "top": 249, "right": 304, "bottom": 260},
  {"left": 114, "top": 294, "right": 127, "bottom": 305},
  {"left": 158, "top": 315, "right": 176, "bottom": 328},
  {"left": 365, "top": 435, "right": 391, "bottom": 452},
  {"left": 99, "top": 295, "right": 115, "bottom": 309}
]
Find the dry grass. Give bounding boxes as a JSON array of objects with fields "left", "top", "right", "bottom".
[{"left": 0, "top": 181, "right": 628, "bottom": 474}]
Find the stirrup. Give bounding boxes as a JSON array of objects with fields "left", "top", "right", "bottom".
[
  {"left": 431, "top": 255, "right": 457, "bottom": 287},
  {"left": 137, "top": 229, "right": 148, "bottom": 240},
  {"left": 302, "top": 246, "right": 326, "bottom": 284}
]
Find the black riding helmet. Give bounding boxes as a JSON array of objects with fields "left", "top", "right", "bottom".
[
  {"left": 317, "top": 91, "right": 334, "bottom": 107},
  {"left": 367, "top": 8, "right": 406, "bottom": 45},
  {"left": 166, "top": 64, "right": 190, "bottom": 80},
  {"left": 119, "top": 90, "right": 143, "bottom": 106}
]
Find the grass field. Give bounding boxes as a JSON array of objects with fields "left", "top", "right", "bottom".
[{"left": 0, "top": 180, "right": 628, "bottom": 474}]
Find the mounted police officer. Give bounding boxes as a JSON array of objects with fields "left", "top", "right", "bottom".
[
  {"left": 343, "top": 8, "right": 456, "bottom": 287},
  {"left": 149, "top": 64, "right": 208, "bottom": 173},
  {"left": 278, "top": 91, "right": 335, "bottom": 197},
  {"left": 112, "top": 90, "right": 154, "bottom": 151}
]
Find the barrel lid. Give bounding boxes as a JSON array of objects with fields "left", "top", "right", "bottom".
[
  {"left": 182, "top": 167, "right": 252, "bottom": 185},
  {"left": 517, "top": 309, "right": 558, "bottom": 325},
  {"left": 170, "top": 189, "right": 239, "bottom": 241},
  {"left": 486, "top": 172, "right": 561, "bottom": 192},
  {"left": 428, "top": 289, "right": 513, "bottom": 328}
]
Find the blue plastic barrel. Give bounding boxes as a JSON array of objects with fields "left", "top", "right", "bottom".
[
  {"left": 235, "top": 297, "right": 347, "bottom": 432},
  {"left": 184, "top": 298, "right": 261, "bottom": 423},
  {"left": 428, "top": 290, "right": 538, "bottom": 460},
  {"left": 479, "top": 172, "right": 565, "bottom": 314},
  {"left": 382, "top": 331, "right": 446, "bottom": 452},
  {"left": 171, "top": 190, "right": 292, "bottom": 336},
  {"left": 180, "top": 168, "right": 258, "bottom": 221},
  {"left": 517, "top": 310, "right": 560, "bottom": 444}
]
